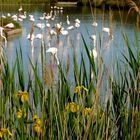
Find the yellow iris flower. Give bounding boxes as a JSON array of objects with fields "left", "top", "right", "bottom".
[
  {"left": 16, "top": 90, "right": 29, "bottom": 103},
  {"left": 33, "top": 115, "right": 42, "bottom": 134},
  {"left": 33, "top": 124, "right": 42, "bottom": 134},
  {"left": 21, "top": 92, "right": 28, "bottom": 102},
  {"left": 17, "top": 109, "right": 26, "bottom": 119},
  {"left": 0, "top": 128, "right": 12, "bottom": 138},
  {"left": 65, "top": 102, "right": 79, "bottom": 113},
  {"left": 74, "top": 85, "right": 88, "bottom": 94},
  {"left": 83, "top": 107, "right": 92, "bottom": 116}
]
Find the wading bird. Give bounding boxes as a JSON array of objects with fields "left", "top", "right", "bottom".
[
  {"left": 46, "top": 47, "right": 59, "bottom": 65},
  {"left": 103, "top": 27, "right": 113, "bottom": 40},
  {"left": 103, "top": 27, "right": 110, "bottom": 35},
  {"left": 92, "top": 21, "right": 98, "bottom": 27},
  {"left": 67, "top": 15, "right": 70, "bottom": 25},
  {"left": 4, "top": 23, "right": 15, "bottom": 29},
  {"left": 90, "top": 34, "right": 96, "bottom": 47},
  {"left": 90, "top": 48, "right": 97, "bottom": 59}
]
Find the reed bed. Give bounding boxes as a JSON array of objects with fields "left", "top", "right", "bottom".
[
  {"left": 0, "top": 1, "right": 140, "bottom": 139},
  {"left": 0, "top": 28, "right": 139, "bottom": 139}
]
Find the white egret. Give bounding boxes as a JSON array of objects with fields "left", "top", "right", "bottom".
[
  {"left": 4, "top": 23, "right": 15, "bottom": 29},
  {"left": 67, "top": 15, "right": 70, "bottom": 25},
  {"left": 35, "top": 23, "right": 45, "bottom": 30},
  {"left": 46, "top": 47, "right": 59, "bottom": 65},
  {"left": 103, "top": 27, "right": 110, "bottom": 35},
  {"left": 29, "top": 15, "right": 35, "bottom": 22},
  {"left": 103, "top": 27, "right": 113, "bottom": 39},
  {"left": 49, "top": 29, "right": 57, "bottom": 36},
  {"left": 19, "top": 11, "right": 27, "bottom": 19},
  {"left": 35, "top": 34, "right": 43, "bottom": 39},
  {"left": 7, "top": 13, "right": 11, "bottom": 17},
  {"left": 90, "top": 35, "right": 96, "bottom": 47},
  {"left": 54, "top": 6, "right": 57, "bottom": 9},
  {"left": 39, "top": 13, "right": 46, "bottom": 20},
  {"left": 2, "top": 14, "right": 6, "bottom": 18},
  {"left": 60, "top": 28, "right": 68, "bottom": 36},
  {"left": 51, "top": 6, "right": 54, "bottom": 9},
  {"left": 60, "top": 7, "right": 63, "bottom": 10},
  {"left": 51, "top": 15, "right": 55, "bottom": 21},
  {"left": 0, "top": 27, "right": 7, "bottom": 47},
  {"left": 18, "top": 6, "right": 23, "bottom": 12},
  {"left": 46, "top": 23, "right": 51, "bottom": 28},
  {"left": 75, "top": 22, "right": 80, "bottom": 28},
  {"left": 67, "top": 25, "right": 74, "bottom": 30},
  {"left": 18, "top": 17, "right": 23, "bottom": 22},
  {"left": 90, "top": 48, "right": 97, "bottom": 59},
  {"left": 27, "top": 23, "right": 35, "bottom": 53},
  {"left": 35, "top": 34, "right": 44, "bottom": 46},
  {"left": 75, "top": 18, "right": 80, "bottom": 24},
  {"left": 45, "top": 11, "right": 53, "bottom": 20},
  {"left": 12, "top": 14, "right": 18, "bottom": 21},
  {"left": 92, "top": 21, "right": 98, "bottom": 27}
]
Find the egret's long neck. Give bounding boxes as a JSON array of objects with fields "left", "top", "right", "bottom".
[
  {"left": 93, "top": 38, "right": 96, "bottom": 47},
  {"left": 54, "top": 53, "right": 59, "bottom": 65}
]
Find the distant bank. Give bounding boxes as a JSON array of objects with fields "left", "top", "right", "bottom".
[{"left": 0, "top": 0, "right": 139, "bottom": 9}]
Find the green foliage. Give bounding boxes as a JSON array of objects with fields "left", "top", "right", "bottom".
[{"left": 0, "top": 30, "right": 140, "bottom": 139}]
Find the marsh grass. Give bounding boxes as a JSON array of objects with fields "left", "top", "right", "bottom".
[
  {"left": 0, "top": 28, "right": 139, "bottom": 139},
  {"left": 0, "top": 1, "right": 140, "bottom": 139}
]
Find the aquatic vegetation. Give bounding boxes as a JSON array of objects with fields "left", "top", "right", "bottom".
[{"left": 0, "top": 25, "right": 140, "bottom": 139}]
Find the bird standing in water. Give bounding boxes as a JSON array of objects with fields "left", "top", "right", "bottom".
[
  {"left": 27, "top": 23, "right": 35, "bottom": 53},
  {"left": 46, "top": 47, "right": 59, "bottom": 65}
]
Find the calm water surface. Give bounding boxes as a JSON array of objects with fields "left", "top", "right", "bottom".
[{"left": 0, "top": 4, "right": 139, "bottom": 86}]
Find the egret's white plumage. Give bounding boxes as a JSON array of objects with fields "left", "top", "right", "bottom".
[
  {"left": 2, "top": 15, "right": 6, "bottom": 18},
  {"left": 12, "top": 14, "right": 18, "bottom": 21},
  {"left": 39, "top": 13, "right": 46, "bottom": 20},
  {"left": 49, "top": 29, "right": 57, "bottom": 36},
  {"left": 75, "top": 18, "right": 80, "bottom": 24},
  {"left": 18, "top": 6, "right": 23, "bottom": 12},
  {"left": 75, "top": 22, "right": 80, "bottom": 28},
  {"left": 92, "top": 22, "right": 98, "bottom": 27},
  {"left": 103, "top": 27, "right": 113, "bottom": 39},
  {"left": 4, "top": 23, "right": 15, "bottom": 29},
  {"left": 67, "top": 25, "right": 74, "bottom": 30},
  {"left": 67, "top": 15, "right": 70, "bottom": 25},
  {"left": 7, "top": 13, "right": 11, "bottom": 17},
  {"left": 46, "top": 23, "right": 51, "bottom": 28},
  {"left": 35, "top": 34, "right": 43, "bottom": 39},
  {"left": 90, "top": 48, "right": 97, "bottom": 59},
  {"left": 35, "top": 23, "right": 45, "bottom": 30},
  {"left": 60, "top": 29, "right": 68, "bottom": 35},
  {"left": 90, "top": 35, "right": 96, "bottom": 47},
  {"left": 29, "top": 16, "right": 35, "bottom": 22},
  {"left": 46, "top": 47, "right": 59, "bottom": 65},
  {"left": 19, "top": 11, "right": 27, "bottom": 19},
  {"left": 103, "top": 27, "right": 110, "bottom": 35}
]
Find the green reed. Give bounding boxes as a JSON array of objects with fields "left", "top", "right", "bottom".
[{"left": 0, "top": 29, "right": 140, "bottom": 139}]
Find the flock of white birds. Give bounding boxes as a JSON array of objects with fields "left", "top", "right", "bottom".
[{"left": 0, "top": 5, "right": 113, "bottom": 65}]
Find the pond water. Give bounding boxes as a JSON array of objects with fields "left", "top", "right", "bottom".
[{"left": 0, "top": 4, "right": 139, "bottom": 87}]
